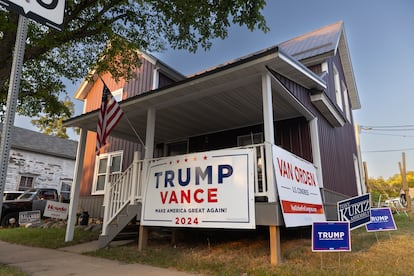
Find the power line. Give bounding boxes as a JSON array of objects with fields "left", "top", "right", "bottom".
[
  {"left": 361, "top": 132, "right": 414, "bottom": 138},
  {"left": 360, "top": 124, "right": 414, "bottom": 129},
  {"left": 362, "top": 147, "right": 414, "bottom": 153}
]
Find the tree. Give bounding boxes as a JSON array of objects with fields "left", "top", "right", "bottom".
[
  {"left": 0, "top": 0, "right": 268, "bottom": 136},
  {"left": 30, "top": 96, "right": 77, "bottom": 139}
]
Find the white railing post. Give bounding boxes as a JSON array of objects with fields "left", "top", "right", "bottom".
[
  {"left": 131, "top": 151, "right": 139, "bottom": 204},
  {"left": 102, "top": 168, "right": 112, "bottom": 236}
]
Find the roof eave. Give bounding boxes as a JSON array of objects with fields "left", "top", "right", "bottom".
[{"left": 338, "top": 30, "right": 361, "bottom": 109}]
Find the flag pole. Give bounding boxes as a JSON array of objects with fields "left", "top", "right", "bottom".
[
  {"left": 124, "top": 114, "right": 146, "bottom": 149},
  {"left": 98, "top": 76, "right": 146, "bottom": 149}
]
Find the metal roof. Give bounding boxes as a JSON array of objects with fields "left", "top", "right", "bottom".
[
  {"left": 279, "top": 21, "right": 360, "bottom": 109},
  {"left": 64, "top": 47, "right": 323, "bottom": 143},
  {"left": 64, "top": 22, "right": 360, "bottom": 143},
  {"left": 8, "top": 125, "right": 78, "bottom": 159}
]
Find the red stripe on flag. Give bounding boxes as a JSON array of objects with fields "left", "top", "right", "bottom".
[{"left": 96, "top": 82, "right": 124, "bottom": 155}]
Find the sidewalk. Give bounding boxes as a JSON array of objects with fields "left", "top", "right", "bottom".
[{"left": 0, "top": 240, "right": 196, "bottom": 276}]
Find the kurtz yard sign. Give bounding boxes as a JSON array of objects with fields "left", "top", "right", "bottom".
[
  {"left": 0, "top": 0, "right": 65, "bottom": 30},
  {"left": 141, "top": 148, "right": 256, "bottom": 229},
  {"left": 337, "top": 193, "right": 371, "bottom": 230}
]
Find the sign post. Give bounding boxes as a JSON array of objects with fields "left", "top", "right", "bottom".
[
  {"left": 0, "top": 15, "right": 29, "bottom": 220},
  {"left": 0, "top": 0, "right": 65, "bottom": 219},
  {"left": 312, "top": 221, "right": 351, "bottom": 270}
]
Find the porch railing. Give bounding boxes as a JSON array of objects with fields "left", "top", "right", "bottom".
[
  {"left": 102, "top": 152, "right": 143, "bottom": 235},
  {"left": 101, "top": 144, "right": 270, "bottom": 235}
]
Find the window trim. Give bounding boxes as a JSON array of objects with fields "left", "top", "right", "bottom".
[
  {"left": 18, "top": 175, "right": 35, "bottom": 191},
  {"left": 92, "top": 150, "right": 123, "bottom": 195},
  {"left": 111, "top": 88, "right": 123, "bottom": 102},
  {"left": 342, "top": 82, "right": 351, "bottom": 122},
  {"left": 333, "top": 64, "right": 343, "bottom": 111}
]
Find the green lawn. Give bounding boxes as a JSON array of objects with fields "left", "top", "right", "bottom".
[{"left": 0, "top": 214, "right": 413, "bottom": 275}]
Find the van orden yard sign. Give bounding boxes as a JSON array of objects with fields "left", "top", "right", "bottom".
[
  {"left": 141, "top": 148, "right": 256, "bottom": 229},
  {"left": 273, "top": 145, "right": 326, "bottom": 227}
]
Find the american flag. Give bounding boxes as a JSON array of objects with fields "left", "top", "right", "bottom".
[{"left": 96, "top": 82, "right": 124, "bottom": 155}]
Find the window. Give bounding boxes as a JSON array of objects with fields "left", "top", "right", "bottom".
[
  {"left": 152, "top": 68, "right": 159, "bottom": 90},
  {"left": 92, "top": 151, "right": 123, "bottom": 195},
  {"left": 111, "top": 88, "right": 123, "bottom": 102},
  {"left": 18, "top": 176, "right": 34, "bottom": 191},
  {"left": 237, "top": 133, "right": 263, "bottom": 146},
  {"left": 60, "top": 180, "right": 72, "bottom": 202},
  {"left": 333, "top": 65, "right": 343, "bottom": 110},
  {"left": 166, "top": 140, "right": 188, "bottom": 156}
]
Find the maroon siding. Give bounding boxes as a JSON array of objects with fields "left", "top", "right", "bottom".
[
  {"left": 123, "top": 58, "right": 155, "bottom": 97},
  {"left": 275, "top": 118, "right": 312, "bottom": 163},
  {"left": 108, "top": 137, "right": 142, "bottom": 169},
  {"left": 159, "top": 72, "right": 176, "bottom": 87},
  {"left": 273, "top": 69, "right": 358, "bottom": 197}
]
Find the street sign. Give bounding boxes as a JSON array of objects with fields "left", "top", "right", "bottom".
[
  {"left": 337, "top": 194, "right": 371, "bottom": 230},
  {"left": 312, "top": 221, "right": 351, "bottom": 252},
  {"left": 365, "top": 207, "right": 397, "bottom": 232},
  {"left": 0, "top": 0, "right": 65, "bottom": 30}
]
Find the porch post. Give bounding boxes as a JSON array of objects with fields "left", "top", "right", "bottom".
[
  {"left": 262, "top": 73, "right": 282, "bottom": 265},
  {"left": 65, "top": 128, "right": 87, "bottom": 242},
  {"left": 309, "top": 118, "right": 324, "bottom": 187},
  {"left": 138, "top": 107, "right": 156, "bottom": 251},
  {"left": 261, "top": 73, "right": 276, "bottom": 202},
  {"left": 269, "top": 225, "right": 282, "bottom": 265}
]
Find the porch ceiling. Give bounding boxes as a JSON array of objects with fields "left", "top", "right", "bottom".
[{"left": 65, "top": 48, "right": 323, "bottom": 144}]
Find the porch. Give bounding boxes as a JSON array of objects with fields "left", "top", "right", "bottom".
[{"left": 64, "top": 47, "right": 336, "bottom": 264}]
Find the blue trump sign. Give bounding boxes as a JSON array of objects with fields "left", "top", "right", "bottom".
[
  {"left": 365, "top": 207, "right": 397, "bottom": 232},
  {"left": 337, "top": 194, "right": 371, "bottom": 230},
  {"left": 312, "top": 222, "right": 351, "bottom": 252}
]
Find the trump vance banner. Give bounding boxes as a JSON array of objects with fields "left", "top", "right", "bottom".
[
  {"left": 273, "top": 145, "right": 326, "bottom": 227},
  {"left": 141, "top": 148, "right": 256, "bottom": 229}
]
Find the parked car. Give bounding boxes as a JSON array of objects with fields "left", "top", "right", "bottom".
[
  {"left": 1, "top": 188, "right": 59, "bottom": 227},
  {"left": 2, "top": 191, "right": 24, "bottom": 201}
]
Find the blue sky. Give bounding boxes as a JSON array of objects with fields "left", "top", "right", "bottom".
[{"left": 15, "top": 0, "right": 414, "bottom": 179}]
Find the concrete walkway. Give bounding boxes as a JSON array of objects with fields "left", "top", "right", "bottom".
[{"left": 0, "top": 240, "right": 196, "bottom": 276}]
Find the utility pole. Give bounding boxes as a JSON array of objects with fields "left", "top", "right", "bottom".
[
  {"left": 399, "top": 152, "right": 411, "bottom": 213},
  {"left": 363, "top": 161, "right": 372, "bottom": 206}
]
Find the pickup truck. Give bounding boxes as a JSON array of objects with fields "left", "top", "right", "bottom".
[{"left": 1, "top": 188, "right": 59, "bottom": 227}]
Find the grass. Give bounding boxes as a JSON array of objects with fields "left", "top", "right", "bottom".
[
  {"left": 0, "top": 264, "right": 25, "bottom": 276},
  {"left": 0, "top": 214, "right": 413, "bottom": 275},
  {"left": 87, "top": 214, "right": 414, "bottom": 275},
  {"left": 0, "top": 226, "right": 100, "bottom": 249}
]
